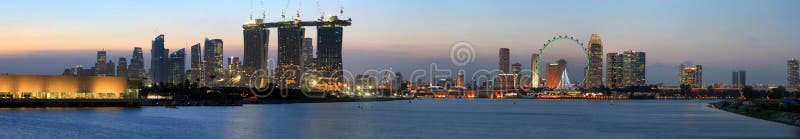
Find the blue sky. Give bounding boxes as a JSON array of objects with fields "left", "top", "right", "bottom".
[{"left": 1, "top": 0, "right": 800, "bottom": 86}]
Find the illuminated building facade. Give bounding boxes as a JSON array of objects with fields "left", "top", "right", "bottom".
[
  {"left": 0, "top": 75, "right": 137, "bottom": 99},
  {"left": 225, "top": 56, "right": 244, "bottom": 87},
  {"left": 277, "top": 27, "right": 305, "bottom": 88},
  {"left": 544, "top": 59, "right": 567, "bottom": 88},
  {"left": 455, "top": 71, "right": 465, "bottom": 87},
  {"left": 94, "top": 50, "right": 108, "bottom": 76},
  {"left": 606, "top": 53, "right": 623, "bottom": 88},
  {"left": 243, "top": 19, "right": 269, "bottom": 77},
  {"left": 317, "top": 27, "right": 343, "bottom": 76},
  {"left": 316, "top": 26, "right": 345, "bottom": 91},
  {"left": 531, "top": 53, "right": 540, "bottom": 88},
  {"left": 511, "top": 62, "right": 522, "bottom": 88},
  {"left": 680, "top": 64, "right": 703, "bottom": 88},
  {"left": 621, "top": 50, "right": 646, "bottom": 87},
  {"left": 586, "top": 34, "right": 604, "bottom": 88},
  {"left": 204, "top": 38, "right": 224, "bottom": 86}
]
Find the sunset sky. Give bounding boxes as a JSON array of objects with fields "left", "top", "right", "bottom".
[{"left": 1, "top": 0, "right": 800, "bottom": 86}]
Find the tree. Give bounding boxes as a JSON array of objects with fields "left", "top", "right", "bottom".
[
  {"left": 768, "top": 86, "right": 787, "bottom": 99},
  {"left": 680, "top": 84, "right": 692, "bottom": 97},
  {"left": 741, "top": 86, "right": 755, "bottom": 100},
  {"left": 796, "top": 90, "right": 800, "bottom": 99}
]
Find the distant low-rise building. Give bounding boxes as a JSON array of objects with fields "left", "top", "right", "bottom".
[{"left": 0, "top": 74, "right": 138, "bottom": 99}]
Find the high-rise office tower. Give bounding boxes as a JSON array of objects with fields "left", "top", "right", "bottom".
[
  {"left": 243, "top": 19, "right": 269, "bottom": 76},
  {"left": 511, "top": 62, "right": 522, "bottom": 87},
  {"left": 317, "top": 26, "right": 344, "bottom": 78},
  {"left": 129, "top": 47, "right": 146, "bottom": 78},
  {"left": 680, "top": 64, "right": 703, "bottom": 88},
  {"left": 277, "top": 27, "right": 305, "bottom": 88},
  {"left": 117, "top": 57, "right": 127, "bottom": 77},
  {"left": 204, "top": 38, "right": 224, "bottom": 86},
  {"left": 105, "top": 60, "right": 115, "bottom": 76},
  {"left": 151, "top": 34, "right": 168, "bottom": 84},
  {"left": 169, "top": 48, "right": 186, "bottom": 84},
  {"left": 303, "top": 38, "right": 314, "bottom": 70},
  {"left": 622, "top": 50, "right": 646, "bottom": 87},
  {"left": 586, "top": 34, "right": 604, "bottom": 88},
  {"left": 732, "top": 70, "right": 746, "bottom": 88},
  {"left": 499, "top": 48, "right": 510, "bottom": 74},
  {"left": 531, "top": 53, "right": 540, "bottom": 88},
  {"left": 606, "top": 53, "right": 623, "bottom": 88},
  {"left": 94, "top": 50, "right": 108, "bottom": 76},
  {"left": 789, "top": 58, "right": 799, "bottom": 88},
  {"left": 188, "top": 43, "right": 203, "bottom": 84}
]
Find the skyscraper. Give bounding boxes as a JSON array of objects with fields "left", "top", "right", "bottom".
[
  {"left": 511, "top": 62, "right": 522, "bottom": 88},
  {"left": 303, "top": 38, "right": 314, "bottom": 70},
  {"left": 606, "top": 53, "right": 623, "bottom": 88},
  {"left": 117, "top": 57, "right": 127, "bottom": 77},
  {"left": 621, "top": 50, "right": 646, "bottom": 87},
  {"left": 94, "top": 50, "right": 107, "bottom": 76},
  {"left": 531, "top": 53, "right": 540, "bottom": 88},
  {"left": 789, "top": 58, "right": 799, "bottom": 88},
  {"left": 188, "top": 43, "right": 203, "bottom": 84},
  {"left": 277, "top": 27, "right": 305, "bottom": 88},
  {"left": 680, "top": 64, "right": 703, "bottom": 88},
  {"left": 586, "top": 34, "right": 604, "bottom": 88},
  {"left": 151, "top": 34, "right": 168, "bottom": 84},
  {"left": 105, "top": 60, "right": 115, "bottom": 76},
  {"left": 732, "top": 70, "right": 746, "bottom": 88},
  {"left": 317, "top": 26, "right": 344, "bottom": 78},
  {"left": 243, "top": 19, "right": 269, "bottom": 76},
  {"left": 499, "top": 48, "right": 510, "bottom": 74},
  {"left": 128, "top": 47, "right": 146, "bottom": 78},
  {"left": 204, "top": 38, "right": 224, "bottom": 86},
  {"left": 169, "top": 48, "right": 186, "bottom": 84}
]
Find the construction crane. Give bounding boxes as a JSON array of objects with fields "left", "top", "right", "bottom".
[
  {"left": 281, "top": 0, "right": 291, "bottom": 21},
  {"left": 260, "top": 0, "right": 266, "bottom": 19},
  {"left": 338, "top": 0, "right": 344, "bottom": 16},
  {"left": 315, "top": 0, "right": 325, "bottom": 21}
]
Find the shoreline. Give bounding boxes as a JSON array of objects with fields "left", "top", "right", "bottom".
[{"left": 711, "top": 100, "right": 800, "bottom": 127}]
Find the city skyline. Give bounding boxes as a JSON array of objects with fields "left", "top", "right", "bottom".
[{"left": 2, "top": 0, "right": 800, "bottom": 86}]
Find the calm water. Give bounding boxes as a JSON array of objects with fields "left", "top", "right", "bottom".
[{"left": 0, "top": 99, "right": 798, "bottom": 139}]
